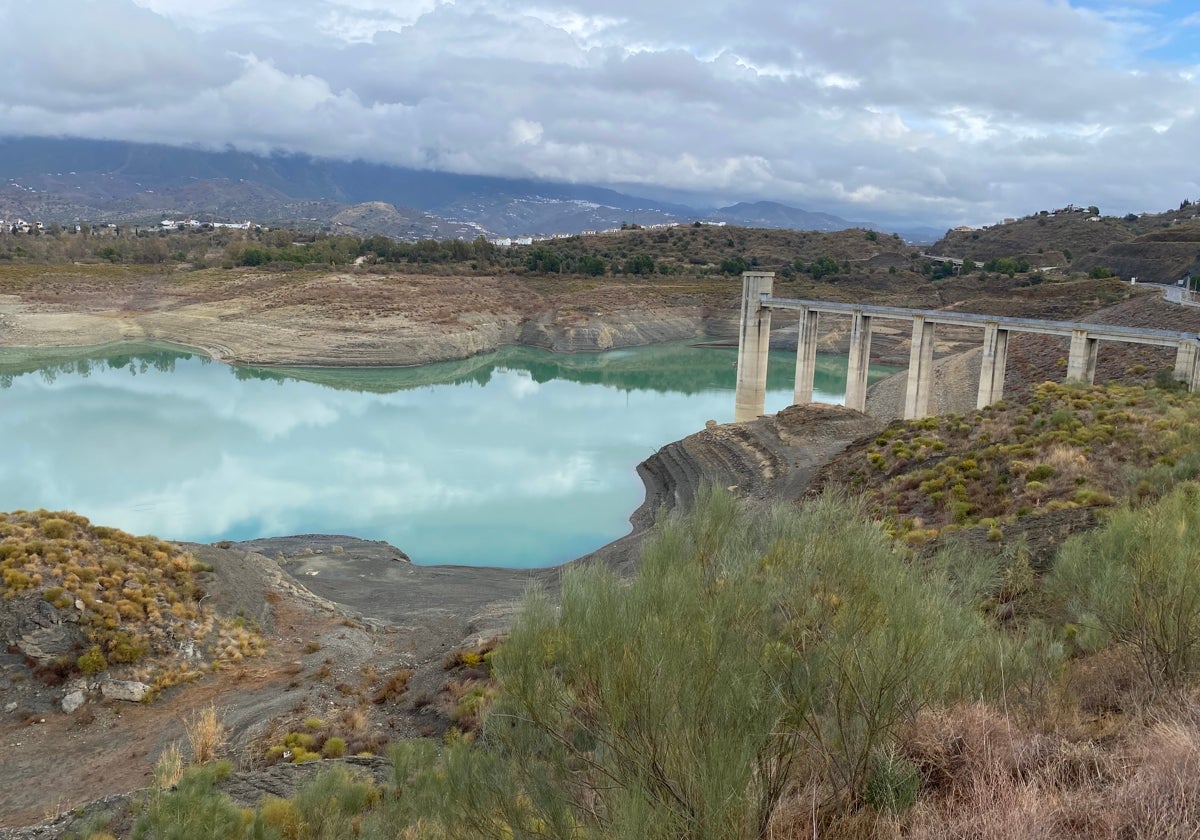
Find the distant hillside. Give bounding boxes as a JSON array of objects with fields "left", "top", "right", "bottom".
[
  {"left": 705, "top": 201, "right": 854, "bottom": 232},
  {"left": 534, "top": 224, "right": 914, "bottom": 278},
  {"left": 329, "top": 202, "right": 491, "bottom": 241},
  {"left": 0, "top": 136, "right": 913, "bottom": 239},
  {"left": 929, "top": 204, "right": 1200, "bottom": 283},
  {"left": 1071, "top": 223, "right": 1200, "bottom": 285},
  {"left": 0, "top": 137, "right": 694, "bottom": 237}
]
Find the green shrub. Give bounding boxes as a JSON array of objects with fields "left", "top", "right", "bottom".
[
  {"left": 387, "top": 489, "right": 1007, "bottom": 838},
  {"left": 41, "top": 518, "right": 74, "bottom": 539},
  {"left": 289, "top": 766, "right": 378, "bottom": 838},
  {"left": 1026, "top": 464, "right": 1056, "bottom": 482},
  {"left": 863, "top": 748, "right": 921, "bottom": 813},
  {"left": 78, "top": 645, "right": 107, "bottom": 675},
  {"left": 1050, "top": 482, "right": 1200, "bottom": 685},
  {"left": 131, "top": 764, "right": 252, "bottom": 840}
]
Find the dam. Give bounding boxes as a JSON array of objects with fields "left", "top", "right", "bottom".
[{"left": 734, "top": 271, "right": 1200, "bottom": 423}]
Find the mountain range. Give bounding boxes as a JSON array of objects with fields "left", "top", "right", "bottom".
[{"left": 0, "top": 137, "right": 941, "bottom": 242}]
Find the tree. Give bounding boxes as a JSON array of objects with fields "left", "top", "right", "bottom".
[
  {"left": 982, "top": 257, "right": 1030, "bottom": 277},
  {"left": 805, "top": 255, "right": 840, "bottom": 279},
  {"left": 524, "top": 248, "right": 561, "bottom": 273},
  {"left": 624, "top": 254, "right": 655, "bottom": 275},
  {"left": 576, "top": 254, "right": 606, "bottom": 276},
  {"left": 471, "top": 235, "right": 496, "bottom": 263},
  {"left": 720, "top": 256, "right": 747, "bottom": 275}
]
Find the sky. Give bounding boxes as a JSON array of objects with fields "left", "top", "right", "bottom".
[{"left": 0, "top": 0, "right": 1197, "bottom": 227}]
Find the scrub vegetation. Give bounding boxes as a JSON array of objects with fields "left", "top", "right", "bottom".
[
  {"left": 829, "top": 380, "right": 1200, "bottom": 546},
  {"left": 0, "top": 509, "right": 265, "bottom": 692}
]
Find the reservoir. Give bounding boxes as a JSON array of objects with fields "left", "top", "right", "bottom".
[{"left": 0, "top": 341, "right": 896, "bottom": 568}]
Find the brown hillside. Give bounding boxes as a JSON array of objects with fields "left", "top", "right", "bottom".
[
  {"left": 1073, "top": 221, "right": 1200, "bottom": 284},
  {"left": 540, "top": 224, "right": 912, "bottom": 274},
  {"left": 931, "top": 206, "right": 1200, "bottom": 284},
  {"left": 930, "top": 213, "right": 1135, "bottom": 263}
]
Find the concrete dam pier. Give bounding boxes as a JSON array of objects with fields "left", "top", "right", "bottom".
[{"left": 734, "top": 271, "right": 1200, "bottom": 423}]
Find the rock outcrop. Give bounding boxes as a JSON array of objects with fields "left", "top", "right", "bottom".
[{"left": 634, "top": 403, "right": 886, "bottom": 527}]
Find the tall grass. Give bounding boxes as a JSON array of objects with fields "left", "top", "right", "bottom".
[{"left": 185, "top": 706, "right": 227, "bottom": 766}]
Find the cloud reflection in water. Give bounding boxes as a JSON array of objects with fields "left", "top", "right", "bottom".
[{"left": 0, "top": 342, "right": 888, "bottom": 567}]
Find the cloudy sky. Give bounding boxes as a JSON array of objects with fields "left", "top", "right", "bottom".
[{"left": 1, "top": 0, "right": 1197, "bottom": 226}]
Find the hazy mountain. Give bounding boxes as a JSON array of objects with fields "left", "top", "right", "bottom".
[
  {"left": 0, "top": 136, "right": 917, "bottom": 240},
  {"left": 329, "top": 202, "right": 490, "bottom": 241},
  {"left": 705, "top": 201, "right": 855, "bottom": 232}
]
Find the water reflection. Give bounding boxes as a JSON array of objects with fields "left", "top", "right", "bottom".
[
  {"left": 232, "top": 343, "right": 863, "bottom": 397},
  {"left": 0, "top": 341, "right": 896, "bottom": 568},
  {"left": 0, "top": 345, "right": 199, "bottom": 389}
]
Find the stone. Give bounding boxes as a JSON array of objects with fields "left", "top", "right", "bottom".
[
  {"left": 17, "top": 624, "right": 83, "bottom": 664},
  {"left": 4, "top": 702, "right": 16, "bottom": 713},
  {"left": 32, "top": 599, "right": 60, "bottom": 628},
  {"left": 62, "top": 690, "right": 86, "bottom": 714},
  {"left": 100, "top": 680, "right": 152, "bottom": 703}
]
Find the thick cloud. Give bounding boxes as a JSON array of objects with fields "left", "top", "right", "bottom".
[
  {"left": 0, "top": 0, "right": 238, "bottom": 111},
  {"left": 1, "top": 0, "right": 1197, "bottom": 226}
]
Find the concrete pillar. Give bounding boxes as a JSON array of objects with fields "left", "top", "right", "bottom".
[
  {"left": 793, "top": 307, "right": 819, "bottom": 405},
  {"left": 1066, "top": 329, "right": 1099, "bottom": 384},
  {"left": 1173, "top": 340, "right": 1199, "bottom": 389},
  {"left": 976, "top": 323, "right": 1009, "bottom": 409},
  {"left": 903, "top": 315, "right": 936, "bottom": 419},
  {"left": 843, "top": 311, "right": 873, "bottom": 412},
  {"left": 734, "top": 271, "right": 775, "bottom": 422}
]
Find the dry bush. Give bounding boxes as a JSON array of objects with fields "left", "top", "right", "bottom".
[
  {"left": 340, "top": 705, "right": 369, "bottom": 738},
  {"left": 1111, "top": 720, "right": 1200, "bottom": 838},
  {"left": 372, "top": 668, "right": 413, "bottom": 705},
  {"left": 1043, "top": 444, "right": 1091, "bottom": 482},
  {"left": 902, "top": 704, "right": 1023, "bottom": 800},
  {"left": 1066, "top": 645, "right": 1152, "bottom": 717},
  {"left": 899, "top": 704, "right": 1118, "bottom": 839},
  {"left": 153, "top": 742, "right": 185, "bottom": 790},
  {"left": 184, "top": 705, "right": 227, "bottom": 765}
]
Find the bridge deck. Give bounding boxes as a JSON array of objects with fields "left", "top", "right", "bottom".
[{"left": 761, "top": 296, "right": 1198, "bottom": 348}]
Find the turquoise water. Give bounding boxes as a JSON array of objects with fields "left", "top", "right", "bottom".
[{"left": 0, "top": 342, "right": 895, "bottom": 568}]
